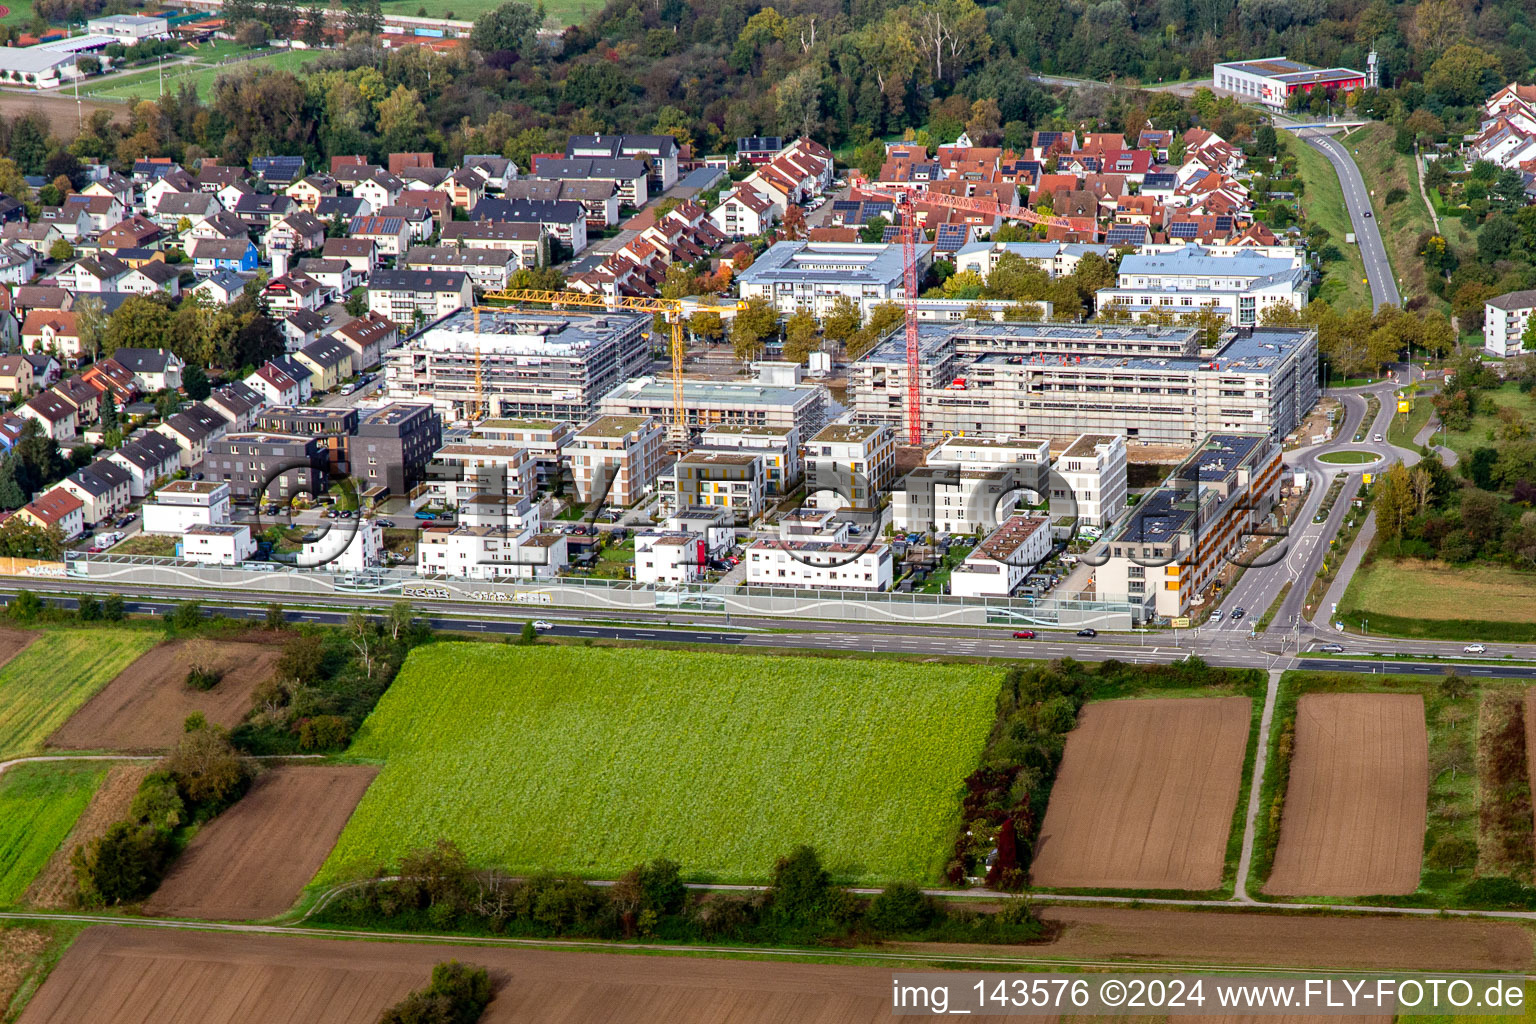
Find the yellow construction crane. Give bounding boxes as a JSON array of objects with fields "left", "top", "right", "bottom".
[{"left": 475, "top": 289, "right": 741, "bottom": 441}]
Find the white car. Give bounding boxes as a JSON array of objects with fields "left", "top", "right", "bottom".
[
  {"left": 531, "top": 620, "right": 555, "bottom": 631},
  {"left": 1464, "top": 643, "right": 1487, "bottom": 654},
  {"left": 1373, "top": 433, "right": 1382, "bottom": 442}
]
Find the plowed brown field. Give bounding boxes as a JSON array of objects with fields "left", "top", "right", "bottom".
[
  {"left": 47, "top": 641, "right": 282, "bottom": 752},
  {"left": 0, "top": 629, "right": 36, "bottom": 671},
  {"left": 1264, "top": 693, "right": 1427, "bottom": 896},
  {"left": 142, "top": 766, "right": 377, "bottom": 921},
  {"left": 1525, "top": 687, "right": 1536, "bottom": 850},
  {"left": 1029, "top": 697, "right": 1251, "bottom": 890},
  {"left": 901, "top": 906, "right": 1531, "bottom": 972},
  {"left": 21, "top": 926, "right": 1036, "bottom": 1024}
]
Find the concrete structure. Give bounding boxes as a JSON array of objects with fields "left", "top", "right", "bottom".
[
  {"left": 599, "top": 376, "right": 829, "bottom": 440},
  {"left": 803, "top": 423, "right": 896, "bottom": 511},
  {"left": 893, "top": 436, "right": 1052, "bottom": 536},
  {"left": 1484, "top": 289, "right": 1536, "bottom": 358},
  {"left": 472, "top": 419, "right": 575, "bottom": 490},
  {"left": 735, "top": 241, "right": 934, "bottom": 317},
  {"left": 386, "top": 308, "right": 651, "bottom": 423},
  {"left": 1096, "top": 247, "right": 1307, "bottom": 327},
  {"left": 429, "top": 440, "right": 539, "bottom": 509},
  {"left": 203, "top": 432, "right": 329, "bottom": 502},
  {"left": 568, "top": 415, "right": 664, "bottom": 507},
  {"left": 181, "top": 523, "right": 256, "bottom": 566},
  {"left": 354, "top": 403, "right": 443, "bottom": 497},
  {"left": 1213, "top": 57, "right": 1366, "bottom": 111},
  {"left": 948, "top": 513, "right": 1053, "bottom": 597},
  {"left": 142, "top": 479, "right": 232, "bottom": 535},
  {"left": 302, "top": 517, "right": 383, "bottom": 571},
  {"left": 848, "top": 322, "right": 1318, "bottom": 445},
  {"left": 695, "top": 424, "right": 800, "bottom": 494},
  {"left": 1092, "top": 432, "right": 1282, "bottom": 620},
  {"left": 1053, "top": 433, "right": 1128, "bottom": 528}
]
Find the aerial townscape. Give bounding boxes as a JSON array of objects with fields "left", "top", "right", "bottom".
[{"left": 2, "top": 0, "right": 1536, "bottom": 1020}]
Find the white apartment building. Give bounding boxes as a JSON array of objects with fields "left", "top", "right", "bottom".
[
  {"left": 948, "top": 513, "right": 1053, "bottom": 598},
  {"left": 473, "top": 419, "right": 576, "bottom": 490},
  {"left": 803, "top": 422, "right": 897, "bottom": 511},
  {"left": 429, "top": 440, "right": 539, "bottom": 509},
  {"left": 1052, "top": 433, "right": 1128, "bottom": 528},
  {"left": 952, "top": 241, "right": 1113, "bottom": 279},
  {"left": 568, "top": 415, "right": 664, "bottom": 507},
  {"left": 634, "top": 531, "right": 707, "bottom": 585},
  {"left": 696, "top": 425, "right": 801, "bottom": 493},
  {"left": 416, "top": 522, "right": 567, "bottom": 579},
  {"left": 1095, "top": 247, "right": 1307, "bottom": 327},
  {"left": 302, "top": 517, "right": 384, "bottom": 571},
  {"left": 181, "top": 523, "right": 256, "bottom": 566},
  {"left": 142, "top": 479, "right": 232, "bottom": 535},
  {"left": 1484, "top": 289, "right": 1536, "bottom": 358},
  {"left": 663, "top": 451, "right": 766, "bottom": 523},
  {"left": 667, "top": 507, "right": 736, "bottom": 558},
  {"left": 892, "top": 436, "right": 1051, "bottom": 535},
  {"left": 745, "top": 537, "right": 894, "bottom": 590},
  {"left": 735, "top": 241, "right": 935, "bottom": 318}
]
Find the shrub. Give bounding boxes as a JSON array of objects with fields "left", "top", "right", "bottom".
[
  {"left": 1385, "top": 186, "right": 1408, "bottom": 205},
  {"left": 71, "top": 821, "right": 173, "bottom": 906},
  {"left": 102, "top": 593, "right": 125, "bottom": 621},
  {"left": 167, "top": 600, "right": 203, "bottom": 631},
  {"left": 77, "top": 594, "right": 101, "bottom": 621},
  {"left": 767, "top": 845, "right": 831, "bottom": 923},
  {"left": 165, "top": 720, "right": 252, "bottom": 812},
  {"left": 866, "top": 882, "right": 934, "bottom": 933},
  {"left": 297, "top": 714, "right": 352, "bottom": 751},
  {"left": 185, "top": 666, "right": 222, "bottom": 691},
  {"left": 376, "top": 960, "right": 493, "bottom": 1024},
  {"left": 128, "top": 771, "right": 185, "bottom": 831},
  {"left": 7, "top": 589, "right": 41, "bottom": 621}
]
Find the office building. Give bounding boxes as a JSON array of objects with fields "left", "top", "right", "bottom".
[
  {"left": 204, "top": 432, "right": 329, "bottom": 502},
  {"left": 735, "top": 241, "right": 934, "bottom": 317},
  {"left": 1213, "top": 57, "right": 1366, "bottom": 111},
  {"left": 1095, "top": 247, "right": 1307, "bottom": 327},
  {"left": 599, "top": 376, "right": 829, "bottom": 440}
]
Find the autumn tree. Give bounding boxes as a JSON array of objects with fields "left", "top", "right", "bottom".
[
  {"left": 730, "top": 296, "right": 779, "bottom": 362},
  {"left": 782, "top": 309, "right": 820, "bottom": 363}
]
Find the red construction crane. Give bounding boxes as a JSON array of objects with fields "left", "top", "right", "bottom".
[{"left": 854, "top": 186, "right": 1083, "bottom": 445}]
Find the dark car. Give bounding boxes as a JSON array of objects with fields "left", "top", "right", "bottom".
[
  {"left": 1076, "top": 627, "right": 1097, "bottom": 638},
  {"left": 1013, "top": 630, "right": 1036, "bottom": 639},
  {"left": 1231, "top": 607, "right": 1246, "bottom": 620}
]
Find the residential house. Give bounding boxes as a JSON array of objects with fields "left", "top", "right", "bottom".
[
  {"left": 534, "top": 157, "right": 649, "bottom": 207},
  {"left": 188, "top": 238, "right": 259, "bottom": 273},
  {"left": 190, "top": 270, "right": 251, "bottom": 305},
  {"left": 564, "top": 134, "right": 680, "bottom": 191},
  {"left": 293, "top": 337, "right": 354, "bottom": 390},
  {"left": 439, "top": 168, "right": 486, "bottom": 210},
  {"left": 64, "top": 193, "right": 126, "bottom": 234},
  {"left": 204, "top": 381, "right": 266, "bottom": 431},
  {"left": 438, "top": 221, "right": 547, "bottom": 266},
  {"left": 58, "top": 460, "right": 132, "bottom": 525},
  {"left": 243, "top": 361, "right": 302, "bottom": 406},
  {"left": 0, "top": 355, "right": 34, "bottom": 397},
  {"left": 19, "top": 487, "right": 84, "bottom": 540},
  {"left": 281, "top": 309, "right": 327, "bottom": 351},
  {"left": 352, "top": 170, "right": 405, "bottom": 213},
  {"left": 332, "top": 311, "right": 399, "bottom": 369},
  {"left": 79, "top": 357, "right": 139, "bottom": 404},
  {"left": 20, "top": 311, "right": 83, "bottom": 365},
  {"left": 286, "top": 174, "right": 338, "bottom": 212},
  {"left": 321, "top": 237, "right": 376, "bottom": 274},
  {"left": 107, "top": 430, "right": 182, "bottom": 496},
  {"left": 462, "top": 155, "right": 515, "bottom": 192},
  {"left": 402, "top": 246, "right": 517, "bottom": 290},
  {"left": 56, "top": 255, "right": 130, "bottom": 293},
  {"left": 469, "top": 197, "right": 587, "bottom": 253},
  {"left": 155, "top": 401, "right": 231, "bottom": 467},
  {"left": 119, "top": 260, "right": 181, "bottom": 298},
  {"left": 347, "top": 215, "right": 411, "bottom": 257},
  {"left": 19, "top": 388, "right": 78, "bottom": 441},
  {"left": 503, "top": 179, "right": 619, "bottom": 228},
  {"left": 97, "top": 215, "right": 163, "bottom": 252},
  {"left": 294, "top": 257, "right": 360, "bottom": 295},
  {"left": 55, "top": 375, "right": 103, "bottom": 424},
  {"left": 266, "top": 212, "right": 327, "bottom": 255},
  {"left": 112, "top": 347, "right": 184, "bottom": 391},
  {"left": 710, "top": 187, "right": 776, "bottom": 238},
  {"left": 263, "top": 271, "right": 329, "bottom": 313},
  {"left": 232, "top": 193, "right": 295, "bottom": 231},
  {"left": 185, "top": 210, "right": 249, "bottom": 244}
]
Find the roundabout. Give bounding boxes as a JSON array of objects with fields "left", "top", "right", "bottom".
[{"left": 1316, "top": 448, "right": 1382, "bottom": 466}]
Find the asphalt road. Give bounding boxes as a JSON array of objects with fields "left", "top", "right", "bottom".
[{"left": 1297, "top": 128, "right": 1401, "bottom": 311}]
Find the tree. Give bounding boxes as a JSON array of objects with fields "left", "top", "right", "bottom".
[
  {"left": 48, "top": 238, "right": 74, "bottom": 262},
  {"left": 781, "top": 309, "right": 819, "bottom": 363},
  {"left": 1440, "top": 668, "right": 1471, "bottom": 700},
  {"left": 519, "top": 620, "right": 538, "bottom": 644},
  {"left": 165, "top": 719, "right": 250, "bottom": 809},
  {"left": 347, "top": 608, "right": 377, "bottom": 676},
  {"left": 822, "top": 296, "right": 861, "bottom": 347},
  {"left": 376, "top": 85, "right": 427, "bottom": 154},
  {"left": 343, "top": 0, "right": 383, "bottom": 35},
  {"left": 775, "top": 64, "right": 823, "bottom": 139},
  {"left": 0, "top": 518, "right": 62, "bottom": 560},
  {"left": 104, "top": 296, "right": 175, "bottom": 358},
  {"left": 265, "top": 602, "right": 285, "bottom": 630},
  {"left": 469, "top": 0, "right": 539, "bottom": 57},
  {"left": 768, "top": 844, "right": 832, "bottom": 923},
  {"left": 730, "top": 296, "right": 779, "bottom": 362},
  {"left": 182, "top": 363, "right": 212, "bottom": 401},
  {"left": 74, "top": 296, "right": 108, "bottom": 363},
  {"left": 387, "top": 600, "right": 414, "bottom": 640},
  {"left": 1425, "top": 835, "right": 1477, "bottom": 872},
  {"left": 103, "top": 593, "right": 125, "bottom": 622},
  {"left": 688, "top": 311, "right": 724, "bottom": 344},
  {"left": 1374, "top": 461, "right": 1416, "bottom": 549},
  {"left": 1522, "top": 318, "right": 1536, "bottom": 353},
  {"left": 1424, "top": 43, "right": 1498, "bottom": 105}
]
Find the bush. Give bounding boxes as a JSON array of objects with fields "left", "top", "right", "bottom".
[
  {"left": 377, "top": 960, "right": 493, "bottom": 1024},
  {"left": 167, "top": 600, "right": 203, "bottom": 631},
  {"left": 103, "top": 593, "right": 125, "bottom": 621},
  {"left": 165, "top": 720, "right": 252, "bottom": 812},
  {"left": 71, "top": 821, "right": 173, "bottom": 906},
  {"left": 767, "top": 845, "right": 831, "bottom": 924},
  {"left": 1385, "top": 186, "right": 1408, "bottom": 206},
  {"left": 7, "top": 589, "right": 42, "bottom": 621},
  {"left": 185, "top": 666, "right": 222, "bottom": 691},
  {"left": 866, "top": 882, "right": 934, "bottom": 933},
  {"left": 127, "top": 771, "right": 185, "bottom": 831},
  {"left": 77, "top": 594, "right": 101, "bottom": 621},
  {"left": 297, "top": 714, "right": 352, "bottom": 751}
]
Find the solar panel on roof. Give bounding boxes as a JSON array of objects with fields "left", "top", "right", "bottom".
[
  {"left": 832, "top": 200, "right": 860, "bottom": 211},
  {"left": 1105, "top": 226, "right": 1146, "bottom": 245},
  {"left": 1215, "top": 216, "right": 1234, "bottom": 230},
  {"left": 880, "top": 226, "right": 902, "bottom": 243},
  {"left": 1168, "top": 222, "right": 1198, "bottom": 238}
]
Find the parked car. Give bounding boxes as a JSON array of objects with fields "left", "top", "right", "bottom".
[
  {"left": 377, "top": 518, "right": 395, "bottom": 528},
  {"left": 1210, "top": 609, "right": 1224, "bottom": 622},
  {"left": 1464, "top": 643, "right": 1487, "bottom": 654},
  {"left": 1373, "top": 433, "right": 1382, "bottom": 442},
  {"left": 1076, "top": 627, "right": 1097, "bottom": 638},
  {"left": 413, "top": 510, "right": 437, "bottom": 520},
  {"left": 1012, "top": 630, "right": 1037, "bottom": 639}
]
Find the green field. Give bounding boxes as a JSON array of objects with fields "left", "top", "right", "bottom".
[
  {"left": 1440, "top": 383, "right": 1536, "bottom": 468},
  {"left": 1339, "top": 558, "right": 1536, "bottom": 640},
  {"left": 0, "top": 761, "right": 103, "bottom": 906},
  {"left": 0, "top": 629, "right": 158, "bottom": 758},
  {"left": 81, "top": 49, "right": 317, "bottom": 104},
  {"left": 379, "top": 0, "right": 599, "bottom": 27},
  {"left": 1388, "top": 394, "right": 1433, "bottom": 449},
  {"left": 1287, "top": 135, "right": 1368, "bottom": 312},
  {"left": 321, "top": 644, "right": 1002, "bottom": 885}
]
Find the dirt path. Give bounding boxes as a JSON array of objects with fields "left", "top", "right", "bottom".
[
  {"left": 1234, "top": 669, "right": 1282, "bottom": 902},
  {"left": 25, "top": 762, "right": 154, "bottom": 908}
]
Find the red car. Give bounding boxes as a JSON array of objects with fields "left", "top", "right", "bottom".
[{"left": 1013, "top": 630, "right": 1037, "bottom": 639}]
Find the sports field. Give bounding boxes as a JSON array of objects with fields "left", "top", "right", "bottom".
[
  {"left": 321, "top": 644, "right": 1001, "bottom": 885},
  {"left": 0, "top": 762, "right": 104, "bottom": 906},
  {"left": 0, "top": 630, "right": 159, "bottom": 759},
  {"left": 81, "top": 49, "right": 316, "bottom": 104},
  {"left": 378, "top": 0, "right": 599, "bottom": 26}
]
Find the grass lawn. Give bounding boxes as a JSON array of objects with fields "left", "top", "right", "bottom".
[
  {"left": 1254, "top": 671, "right": 1480, "bottom": 908},
  {"left": 378, "top": 0, "right": 599, "bottom": 27},
  {"left": 321, "top": 644, "right": 1002, "bottom": 886},
  {"left": 1287, "top": 135, "right": 1368, "bottom": 312},
  {"left": 0, "top": 762, "right": 104, "bottom": 907},
  {"left": 1439, "top": 382, "right": 1536, "bottom": 467},
  {"left": 82, "top": 49, "right": 317, "bottom": 103},
  {"left": 0, "top": 629, "right": 159, "bottom": 758},
  {"left": 1388, "top": 395, "right": 1433, "bottom": 449},
  {"left": 1316, "top": 449, "right": 1379, "bottom": 465},
  {"left": 1339, "top": 558, "right": 1536, "bottom": 641},
  {"left": 0, "top": 0, "right": 36, "bottom": 25},
  {"left": 1350, "top": 122, "right": 1441, "bottom": 309},
  {"left": 108, "top": 534, "right": 178, "bottom": 557}
]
